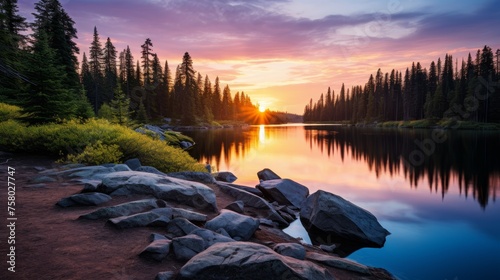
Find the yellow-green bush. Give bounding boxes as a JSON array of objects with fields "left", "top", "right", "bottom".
[
  {"left": 63, "top": 140, "right": 122, "bottom": 165},
  {"left": 0, "top": 103, "right": 23, "bottom": 122},
  {"left": 0, "top": 119, "right": 205, "bottom": 172}
]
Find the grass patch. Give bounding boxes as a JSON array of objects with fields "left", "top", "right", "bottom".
[{"left": 0, "top": 119, "right": 205, "bottom": 172}]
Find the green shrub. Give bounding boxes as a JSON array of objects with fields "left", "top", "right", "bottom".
[
  {"left": 63, "top": 140, "right": 122, "bottom": 165},
  {"left": 0, "top": 103, "right": 23, "bottom": 122},
  {"left": 0, "top": 119, "right": 205, "bottom": 172}
]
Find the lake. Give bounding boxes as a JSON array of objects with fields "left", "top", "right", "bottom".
[{"left": 184, "top": 124, "right": 500, "bottom": 280}]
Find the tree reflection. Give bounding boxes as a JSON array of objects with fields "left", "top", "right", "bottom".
[{"left": 304, "top": 126, "right": 499, "bottom": 208}]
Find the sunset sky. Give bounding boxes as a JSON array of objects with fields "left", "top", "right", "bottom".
[{"left": 19, "top": 0, "right": 500, "bottom": 114}]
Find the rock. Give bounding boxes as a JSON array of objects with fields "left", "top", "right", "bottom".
[
  {"left": 180, "top": 141, "right": 193, "bottom": 149},
  {"left": 215, "top": 228, "right": 232, "bottom": 238},
  {"left": 273, "top": 243, "right": 306, "bottom": 260},
  {"left": 222, "top": 182, "right": 263, "bottom": 197},
  {"left": 171, "top": 208, "right": 207, "bottom": 222},
  {"left": 205, "top": 210, "right": 260, "bottom": 241},
  {"left": 150, "top": 233, "right": 168, "bottom": 242},
  {"left": 112, "top": 164, "right": 131, "bottom": 172},
  {"left": 166, "top": 218, "right": 200, "bottom": 238},
  {"left": 80, "top": 180, "right": 102, "bottom": 193},
  {"left": 140, "top": 239, "right": 172, "bottom": 261},
  {"left": 306, "top": 252, "right": 371, "bottom": 275},
  {"left": 179, "top": 242, "right": 333, "bottom": 280},
  {"left": 190, "top": 228, "right": 235, "bottom": 246},
  {"left": 107, "top": 208, "right": 172, "bottom": 229},
  {"left": 172, "top": 234, "right": 206, "bottom": 261},
  {"left": 155, "top": 271, "right": 175, "bottom": 280},
  {"left": 257, "top": 179, "right": 309, "bottom": 209},
  {"left": 56, "top": 192, "right": 112, "bottom": 207},
  {"left": 99, "top": 171, "right": 217, "bottom": 212},
  {"left": 224, "top": 200, "right": 244, "bottom": 213},
  {"left": 259, "top": 218, "right": 276, "bottom": 227},
  {"left": 216, "top": 182, "right": 288, "bottom": 227},
  {"left": 300, "top": 190, "right": 390, "bottom": 256},
  {"left": 278, "top": 210, "right": 296, "bottom": 223},
  {"left": 257, "top": 168, "right": 281, "bottom": 181},
  {"left": 31, "top": 176, "right": 56, "bottom": 183},
  {"left": 319, "top": 244, "right": 337, "bottom": 253},
  {"left": 136, "top": 166, "right": 167, "bottom": 176},
  {"left": 167, "top": 172, "right": 216, "bottom": 184},
  {"left": 124, "top": 158, "right": 141, "bottom": 170},
  {"left": 79, "top": 199, "right": 167, "bottom": 220},
  {"left": 214, "top": 171, "right": 238, "bottom": 183},
  {"left": 55, "top": 165, "right": 131, "bottom": 180}
]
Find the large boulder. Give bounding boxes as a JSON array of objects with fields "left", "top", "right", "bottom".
[
  {"left": 124, "top": 158, "right": 142, "bottom": 170},
  {"left": 257, "top": 168, "right": 281, "bottom": 181},
  {"left": 56, "top": 192, "right": 112, "bottom": 207},
  {"left": 178, "top": 242, "right": 333, "bottom": 280},
  {"left": 257, "top": 179, "right": 309, "bottom": 208},
  {"left": 98, "top": 171, "right": 217, "bottom": 212},
  {"left": 79, "top": 199, "right": 167, "bottom": 219},
  {"left": 205, "top": 210, "right": 259, "bottom": 241},
  {"left": 216, "top": 182, "right": 288, "bottom": 227},
  {"left": 300, "top": 190, "right": 390, "bottom": 256}
]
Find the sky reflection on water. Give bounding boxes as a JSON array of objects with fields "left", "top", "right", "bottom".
[{"left": 185, "top": 124, "right": 500, "bottom": 279}]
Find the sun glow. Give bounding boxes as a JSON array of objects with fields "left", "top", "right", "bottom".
[{"left": 259, "top": 105, "right": 266, "bottom": 112}]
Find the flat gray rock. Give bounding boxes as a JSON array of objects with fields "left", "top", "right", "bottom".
[
  {"left": 190, "top": 228, "right": 235, "bottom": 247},
  {"left": 54, "top": 165, "right": 132, "bottom": 180},
  {"left": 257, "top": 179, "right": 309, "bottom": 208},
  {"left": 179, "top": 242, "right": 333, "bottom": 280},
  {"left": 166, "top": 218, "right": 200, "bottom": 238},
  {"left": 31, "top": 175, "right": 56, "bottom": 183},
  {"left": 99, "top": 171, "right": 217, "bottom": 212},
  {"left": 306, "top": 252, "right": 371, "bottom": 275},
  {"left": 216, "top": 182, "right": 288, "bottom": 227},
  {"left": 172, "top": 234, "right": 206, "bottom": 261},
  {"left": 79, "top": 199, "right": 167, "bottom": 220},
  {"left": 140, "top": 239, "right": 172, "bottom": 261},
  {"left": 108, "top": 208, "right": 172, "bottom": 229},
  {"left": 273, "top": 243, "right": 306, "bottom": 260},
  {"left": 224, "top": 200, "right": 244, "bottom": 213},
  {"left": 167, "top": 172, "right": 216, "bottom": 184},
  {"left": 205, "top": 210, "right": 259, "bottom": 241},
  {"left": 56, "top": 192, "right": 112, "bottom": 207}
]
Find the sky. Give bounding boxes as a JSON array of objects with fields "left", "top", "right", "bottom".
[{"left": 18, "top": 0, "right": 500, "bottom": 114}]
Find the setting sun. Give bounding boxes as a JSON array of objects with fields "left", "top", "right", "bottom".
[{"left": 258, "top": 105, "right": 266, "bottom": 112}]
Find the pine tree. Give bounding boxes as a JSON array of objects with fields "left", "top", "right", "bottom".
[
  {"left": 212, "top": 76, "right": 222, "bottom": 120},
  {"left": 88, "top": 26, "right": 103, "bottom": 113},
  {"left": 0, "top": 0, "right": 28, "bottom": 101},
  {"left": 21, "top": 31, "right": 75, "bottom": 123},
  {"left": 179, "top": 52, "right": 197, "bottom": 124},
  {"left": 221, "top": 85, "right": 233, "bottom": 120},
  {"left": 110, "top": 85, "right": 131, "bottom": 126},
  {"left": 32, "top": 0, "right": 80, "bottom": 90},
  {"left": 103, "top": 37, "right": 117, "bottom": 104}
]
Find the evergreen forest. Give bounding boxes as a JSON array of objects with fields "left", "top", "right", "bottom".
[{"left": 304, "top": 46, "right": 500, "bottom": 125}]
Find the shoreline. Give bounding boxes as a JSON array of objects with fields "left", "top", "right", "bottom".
[{"left": 2, "top": 152, "right": 396, "bottom": 280}]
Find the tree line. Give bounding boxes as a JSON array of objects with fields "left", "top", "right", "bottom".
[
  {"left": 304, "top": 46, "right": 500, "bottom": 123},
  {"left": 0, "top": 0, "right": 260, "bottom": 125}
]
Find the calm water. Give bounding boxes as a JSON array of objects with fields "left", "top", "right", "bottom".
[{"left": 185, "top": 124, "right": 500, "bottom": 280}]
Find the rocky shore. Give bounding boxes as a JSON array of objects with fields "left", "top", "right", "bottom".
[{"left": 6, "top": 153, "right": 395, "bottom": 280}]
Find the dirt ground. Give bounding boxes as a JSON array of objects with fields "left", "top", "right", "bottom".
[{"left": 0, "top": 153, "right": 392, "bottom": 280}]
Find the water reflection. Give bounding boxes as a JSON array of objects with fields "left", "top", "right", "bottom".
[{"left": 304, "top": 126, "right": 500, "bottom": 209}]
